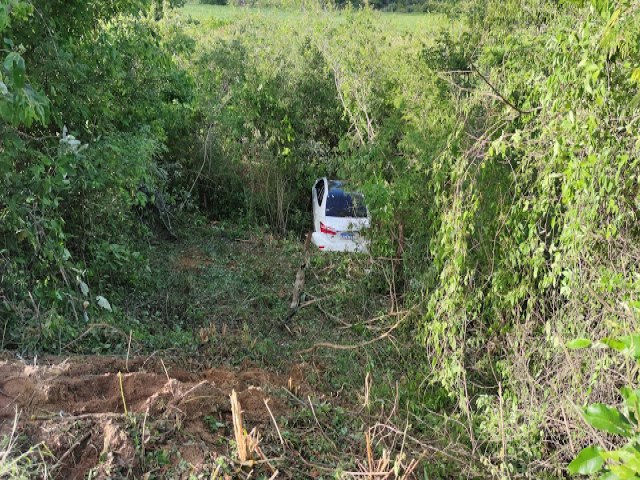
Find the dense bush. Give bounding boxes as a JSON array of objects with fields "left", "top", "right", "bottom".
[
  {"left": 185, "top": 11, "right": 348, "bottom": 231},
  {"left": 0, "top": 0, "right": 196, "bottom": 350}
]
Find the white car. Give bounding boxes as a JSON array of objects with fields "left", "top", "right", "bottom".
[{"left": 311, "top": 178, "right": 370, "bottom": 252}]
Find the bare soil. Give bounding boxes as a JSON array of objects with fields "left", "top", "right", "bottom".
[
  {"left": 0, "top": 354, "right": 311, "bottom": 479},
  {"left": 174, "top": 246, "right": 214, "bottom": 270}
]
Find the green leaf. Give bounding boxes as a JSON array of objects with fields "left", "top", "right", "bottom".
[
  {"left": 78, "top": 280, "right": 89, "bottom": 297},
  {"left": 599, "top": 472, "right": 623, "bottom": 480},
  {"left": 602, "top": 337, "right": 627, "bottom": 352},
  {"left": 602, "top": 336, "right": 640, "bottom": 360},
  {"left": 4, "top": 52, "right": 25, "bottom": 88},
  {"left": 584, "top": 404, "right": 633, "bottom": 437},
  {"left": 601, "top": 446, "right": 640, "bottom": 472},
  {"left": 567, "top": 338, "right": 592, "bottom": 349},
  {"left": 0, "top": 5, "right": 9, "bottom": 32},
  {"left": 618, "top": 336, "right": 640, "bottom": 360},
  {"left": 609, "top": 464, "right": 638, "bottom": 479},
  {"left": 568, "top": 446, "right": 604, "bottom": 475},
  {"left": 621, "top": 387, "right": 640, "bottom": 414}
]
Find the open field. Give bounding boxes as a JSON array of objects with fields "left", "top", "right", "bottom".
[{"left": 179, "top": 1, "right": 456, "bottom": 35}]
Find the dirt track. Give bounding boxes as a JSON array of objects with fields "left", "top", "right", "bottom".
[{"left": 0, "top": 354, "right": 309, "bottom": 479}]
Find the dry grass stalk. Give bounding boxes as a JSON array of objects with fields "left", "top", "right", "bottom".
[
  {"left": 363, "top": 372, "right": 371, "bottom": 410},
  {"left": 365, "top": 431, "right": 391, "bottom": 478},
  {"left": 264, "top": 398, "right": 285, "bottom": 451},
  {"left": 117, "top": 371, "right": 128, "bottom": 415},
  {"left": 345, "top": 427, "right": 422, "bottom": 480},
  {"left": 0, "top": 408, "right": 21, "bottom": 470},
  {"left": 230, "top": 390, "right": 261, "bottom": 464},
  {"left": 0, "top": 408, "right": 45, "bottom": 478}
]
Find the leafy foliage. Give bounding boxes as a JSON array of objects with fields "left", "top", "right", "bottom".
[
  {"left": 568, "top": 337, "right": 640, "bottom": 478},
  {"left": 0, "top": 0, "right": 195, "bottom": 350}
]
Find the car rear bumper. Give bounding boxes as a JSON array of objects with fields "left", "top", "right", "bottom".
[{"left": 311, "top": 232, "right": 369, "bottom": 253}]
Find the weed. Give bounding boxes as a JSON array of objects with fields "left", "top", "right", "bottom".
[
  {"left": 0, "top": 411, "right": 47, "bottom": 479},
  {"left": 204, "top": 416, "right": 226, "bottom": 433}
]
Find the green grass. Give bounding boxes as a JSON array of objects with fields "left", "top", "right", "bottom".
[
  {"left": 179, "top": 1, "right": 456, "bottom": 36},
  {"left": 88, "top": 219, "right": 398, "bottom": 390},
  {"left": 383, "top": 10, "right": 452, "bottom": 33},
  {"left": 180, "top": 3, "right": 299, "bottom": 22},
  {"left": 9, "top": 217, "right": 455, "bottom": 477}
]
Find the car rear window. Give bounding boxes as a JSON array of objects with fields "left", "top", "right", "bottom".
[{"left": 326, "top": 187, "right": 368, "bottom": 218}]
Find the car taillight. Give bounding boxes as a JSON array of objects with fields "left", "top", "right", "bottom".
[{"left": 320, "top": 222, "right": 337, "bottom": 235}]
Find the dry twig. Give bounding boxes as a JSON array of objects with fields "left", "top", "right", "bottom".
[{"left": 264, "top": 398, "right": 285, "bottom": 452}]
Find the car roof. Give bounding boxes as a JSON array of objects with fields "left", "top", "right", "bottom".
[
  {"left": 318, "top": 178, "right": 362, "bottom": 195},
  {"left": 328, "top": 180, "right": 349, "bottom": 192}
]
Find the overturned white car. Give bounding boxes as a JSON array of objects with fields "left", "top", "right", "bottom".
[{"left": 311, "top": 178, "right": 370, "bottom": 253}]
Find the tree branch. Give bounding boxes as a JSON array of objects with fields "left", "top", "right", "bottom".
[{"left": 471, "top": 63, "right": 537, "bottom": 115}]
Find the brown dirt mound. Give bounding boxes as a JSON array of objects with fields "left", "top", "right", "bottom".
[{"left": 0, "top": 355, "right": 311, "bottom": 479}]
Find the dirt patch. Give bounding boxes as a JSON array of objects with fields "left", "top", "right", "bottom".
[
  {"left": 174, "top": 246, "right": 214, "bottom": 270},
  {"left": 0, "top": 355, "right": 311, "bottom": 479}
]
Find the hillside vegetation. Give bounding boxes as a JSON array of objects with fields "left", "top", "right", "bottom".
[{"left": 2, "top": 0, "right": 640, "bottom": 478}]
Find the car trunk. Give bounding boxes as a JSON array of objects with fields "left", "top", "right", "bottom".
[
  {"left": 322, "top": 216, "right": 370, "bottom": 243},
  {"left": 323, "top": 216, "right": 369, "bottom": 232}
]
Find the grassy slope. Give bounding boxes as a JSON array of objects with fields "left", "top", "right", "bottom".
[
  {"left": 4, "top": 218, "right": 425, "bottom": 477},
  {"left": 2, "top": 217, "right": 434, "bottom": 477},
  {"left": 129, "top": 221, "right": 438, "bottom": 474},
  {"left": 139, "top": 221, "right": 389, "bottom": 390}
]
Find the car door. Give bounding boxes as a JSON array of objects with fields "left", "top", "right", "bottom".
[{"left": 312, "top": 178, "right": 326, "bottom": 232}]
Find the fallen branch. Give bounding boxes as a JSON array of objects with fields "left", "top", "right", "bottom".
[
  {"left": 29, "top": 412, "right": 127, "bottom": 422},
  {"left": 315, "top": 303, "right": 351, "bottom": 328},
  {"left": 62, "top": 323, "right": 138, "bottom": 351},
  {"left": 50, "top": 431, "right": 92, "bottom": 474},
  {"left": 281, "top": 387, "right": 307, "bottom": 408},
  {"left": 337, "top": 309, "right": 412, "bottom": 331},
  {"left": 177, "top": 380, "right": 210, "bottom": 405},
  {"left": 298, "top": 295, "right": 331, "bottom": 309},
  {"left": 264, "top": 398, "right": 285, "bottom": 452},
  {"left": 297, "top": 312, "right": 409, "bottom": 354},
  {"left": 254, "top": 446, "right": 281, "bottom": 474}
]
